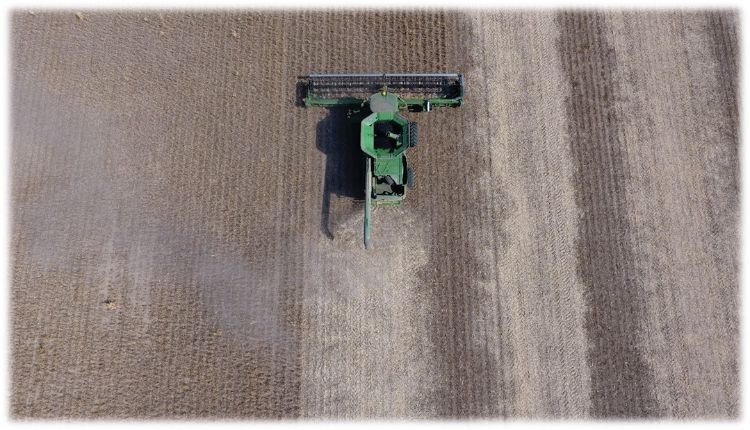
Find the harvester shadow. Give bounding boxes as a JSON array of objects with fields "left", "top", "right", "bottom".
[{"left": 316, "top": 108, "right": 369, "bottom": 240}]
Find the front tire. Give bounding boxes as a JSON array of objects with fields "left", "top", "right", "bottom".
[{"left": 408, "top": 122, "right": 419, "bottom": 148}]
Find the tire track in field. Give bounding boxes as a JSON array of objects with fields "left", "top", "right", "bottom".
[{"left": 557, "top": 11, "right": 658, "bottom": 418}]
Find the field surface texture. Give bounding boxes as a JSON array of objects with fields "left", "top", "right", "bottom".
[{"left": 12, "top": 10, "right": 739, "bottom": 419}]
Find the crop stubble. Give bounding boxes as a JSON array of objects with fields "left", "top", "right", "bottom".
[{"left": 11, "top": 10, "right": 739, "bottom": 419}]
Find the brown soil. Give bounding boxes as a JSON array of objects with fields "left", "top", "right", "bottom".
[{"left": 11, "top": 10, "right": 739, "bottom": 419}]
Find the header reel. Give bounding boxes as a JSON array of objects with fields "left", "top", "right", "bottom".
[{"left": 300, "top": 73, "right": 464, "bottom": 112}]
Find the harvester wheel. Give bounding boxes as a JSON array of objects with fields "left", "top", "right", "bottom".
[
  {"left": 406, "top": 167, "right": 415, "bottom": 188},
  {"left": 408, "top": 122, "right": 419, "bottom": 148}
]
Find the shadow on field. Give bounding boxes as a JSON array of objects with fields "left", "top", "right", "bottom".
[{"left": 316, "top": 108, "right": 369, "bottom": 239}]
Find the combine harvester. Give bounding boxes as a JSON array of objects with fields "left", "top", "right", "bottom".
[{"left": 300, "top": 73, "right": 464, "bottom": 249}]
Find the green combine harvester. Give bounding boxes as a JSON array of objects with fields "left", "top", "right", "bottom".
[{"left": 300, "top": 73, "right": 464, "bottom": 249}]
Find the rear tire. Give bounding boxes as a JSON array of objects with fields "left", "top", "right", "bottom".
[
  {"left": 406, "top": 167, "right": 415, "bottom": 188},
  {"left": 408, "top": 122, "right": 419, "bottom": 148}
]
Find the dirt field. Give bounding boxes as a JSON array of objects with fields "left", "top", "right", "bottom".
[{"left": 11, "top": 10, "right": 739, "bottom": 419}]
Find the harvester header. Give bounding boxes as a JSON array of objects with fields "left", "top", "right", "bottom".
[{"left": 302, "top": 73, "right": 464, "bottom": 112}]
